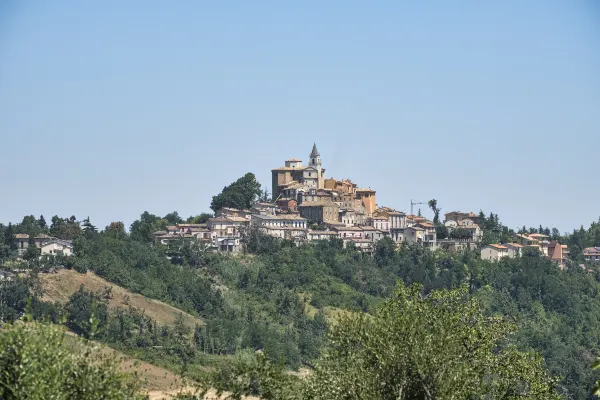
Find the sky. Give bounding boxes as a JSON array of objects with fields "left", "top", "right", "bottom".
[{"left": 1, "top": 1, "right": 599, "bottom": 233}]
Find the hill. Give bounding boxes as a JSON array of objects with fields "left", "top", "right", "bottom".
[
  {"left": 64, "top": 331, "right": 259, "bottom": 400},
  {"left": 40, "top": 269, "right": 202, "bottom": 328}
]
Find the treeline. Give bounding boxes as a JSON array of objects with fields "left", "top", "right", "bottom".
[{"left": 2, "top": 211, "right": 600, "bottom": 397}]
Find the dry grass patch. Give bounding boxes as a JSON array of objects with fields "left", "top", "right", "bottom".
[{"left": 41, "top": 269, "right": 202, "bottom": 328}]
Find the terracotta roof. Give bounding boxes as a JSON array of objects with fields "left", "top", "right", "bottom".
[
  {"left": 308, "top": 230, "right": 337, "bottom": 235},
  {"left": 360, "top": 226, "right": 378, "bottom": 231},
  {"left": 166, "top": 225, "right": 178, "bottom": 231},
  {"left": 252, "top": 214, "right": 306, "bottom": 221},
  {"left": 261, "top": 226, "right": 307, "bottom": 231},
  {"left": 504, "top": 243, "right": 524, "bottom": 248},
  {"left": 15, "top": 233, "right": 29, "bottom": 239},
  {"left": 488, "top": 244, "right": 507, "bottom": 250},
  {"left": 272, "top": 166, "right": 310, "bottom": 171},
  {"left": 333, "top": 226, "right": 363, "bottom": 231},
  {"left": 254, "top": 202, "right": 277, "bottom": 207},
  {"left": 286, "top": 158, "right": 302, "bottom": 162},
  {"left": 208, "top": 216, "right": 248, "bottom": 223},
  {"left": 299, "top": 201, "right": 338, "bottom": 207},
  {"left": 529, "top": 233, "right": 549, "bottom": 238},
  {"left": 459, "top": 224, "right": 480, "bottom": 230},
  {"left": 416, "top": 222, "right": 435, "bottom": 228}
]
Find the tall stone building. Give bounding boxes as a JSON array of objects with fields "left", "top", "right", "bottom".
[
  {"left": 271, "top": 143, "right": 377, "bottom": 218},
  {"left": 271, "top": 143, "right": 326, "bottom": 200}
]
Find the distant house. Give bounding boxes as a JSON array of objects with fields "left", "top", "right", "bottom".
[
  {"left": 481, "top": 244, "right": 510, "bottom": 261},
  {"left": 276, "top": 198, "right": 298, "bottom": 213},
  {"left": 216, "top": 208, "right": 252, "bottom": 219},
  {"left": 207, "top": 216, "right": 249, "bottom": 253},
  {"left": 503, "top": 243, "right": 524, "bottom": 258},
  {"left": 307, "top": 230, "right": 338, "bottom": 242},
  {"left": 584, "top": 247, "right": 600, "bottom": 262},
  {"left": 339, "top": 208, "right": 360, "bottom": 227},
  {"left": 251, "top": 214, "right": 308, "bottom": 243},
  {"left": 415, "top": 222, "right": 437, "bottom": 248},
  {"left": 15, "top": 233, "right": 56, "bottom": 256},
  {"left": 436, "top": 239, "right": 477, "bottom": 252},
  {"left": 298, "top": 201, "right": 339, "bottom": 224},
  {"left": 250, "top": 202, "right": 277, "bottom": 216},
  {"left": 548, "top": 241, "right": 569, "bottom": 265},
  {"left": 331, "top": 226, "right": 364, "bottom": 240},
  {"left": 40, "top": 239, "right": 74, "bottom": 257},
  {"left": 346, "top": 238, "right": 374, "bottom": 253},
  {"left": 368, "top": 216, "right": 389, "bottom": 232},
  {"left": 402, "top": 226, "right": 425, "bottom": 245},
  {"left": 444, "top": 211, "right": 481, "bottom": 226}
]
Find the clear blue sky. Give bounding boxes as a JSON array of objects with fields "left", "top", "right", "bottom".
[{"left": 1, "top": 1, "right": 599, "bottom": 233}]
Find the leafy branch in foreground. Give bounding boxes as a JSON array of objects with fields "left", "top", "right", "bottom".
[{"left": 0, "top": 321, "right": 143, "bottom": 400}]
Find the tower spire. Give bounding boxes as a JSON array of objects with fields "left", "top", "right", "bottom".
[{"left": 310, "top": 143, "right": 320, "bottom": 158}]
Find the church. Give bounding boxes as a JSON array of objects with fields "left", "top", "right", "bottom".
[{"left": 271, "top": 143, "right": 326, "bottom": 200}]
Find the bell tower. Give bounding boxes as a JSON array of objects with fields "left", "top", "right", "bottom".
[{"left": 309, "top": 143, "right": 324, "bottom": 189}]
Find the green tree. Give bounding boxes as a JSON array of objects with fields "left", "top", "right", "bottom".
[
  {"left": 301, "top": 282, "right": 560, "bottom": 399},
  {"left": 4, "top": 223, "right": 17, "bottom": 250},
  {"left": 66, "top": 285, "right": 109, "bottom": 339},
  {"left": 0, "top": 321, "right": 142, "bottom": 399},
  {"left": 187, "top": 213, "right": 213, "bottom": 224},
  {"left": 82, "top": 216, "right": 98, "bottom": 235},
  {"left": 105, "top": 221, "right": 127, "bottom": 240},
  {"left": 428, "top": 199, "right": 441, "bottom": 224},
  {"left": 49, "top": 215, "right": 82, "bottom": 240},
  {"left": 205, "top": 283, "right": 560, "bottom": 400},
  {"left": 210, "top": 173, "right": 262, "bottom": 213},
  {"left": 37, "top": 215, "right": 47, "bottom": 230},
  {"left": 129, "top": 211, "right": 161, "bottom": 243},
  {"left": 164, "top": 211, "right": 184, "bottom": 225},
  {"left": 23, "top": 234, "right": 39, "bottom": 260},
  {"left": 435, "top": 224, "right": 448, "bottom": 240}
]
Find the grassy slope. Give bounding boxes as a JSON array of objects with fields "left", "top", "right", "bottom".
[
  {"left": 64, "top": 332, "right": 260, "bottom": 400},
  {"left": 40, "top": 269, "right": 203, "bottom": 328}
]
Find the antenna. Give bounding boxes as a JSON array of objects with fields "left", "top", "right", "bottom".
[{"left": 410, "top": 199, "right": 426, "bottom": 216}]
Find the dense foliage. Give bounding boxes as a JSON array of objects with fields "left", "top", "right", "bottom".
[
  {"left": 203, "top": 283, "right": 561, "bottom": 399},
  {"left": 3, "top": 211, "right": 600, "bottom": 398},
  {"left": 0, "top": 321, "right": 142, "bottom": 399},
  {"left": 209, "top": 172, "right": 262, "bottom": 212}
]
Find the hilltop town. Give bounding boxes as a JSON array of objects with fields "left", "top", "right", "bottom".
[{"left": 149, "top": 143, "right": 592, "bottom": 266}]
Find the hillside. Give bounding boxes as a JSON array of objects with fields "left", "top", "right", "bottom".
[
  {"left": 64, "top": 331, "right": 259, "bottom": 400},
  {"left": 40, "top": 269, "right": 202, "bottom": 328}
]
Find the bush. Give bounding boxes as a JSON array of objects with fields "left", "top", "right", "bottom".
[{"left": 0, "top": 321, "right": 143, "bottom": 399}]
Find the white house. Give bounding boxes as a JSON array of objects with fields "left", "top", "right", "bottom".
[
  {"left": 480, "top": 244, "right": 510, "bottom": 261},
  {"left": 40, "top": 239, "right": 73, "bottom": 257}
]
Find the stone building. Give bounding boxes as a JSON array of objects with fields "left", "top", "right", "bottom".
[
  {"left": 298, "top": 201, "right": 340, "bottom": 224},
  {"left": 271, "top": 144, "right": 326, "bottom": 200}
]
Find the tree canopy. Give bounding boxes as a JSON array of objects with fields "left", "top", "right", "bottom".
[
  {"left": 210, "top": 173, "right": 262, "bottom": 212},
  {"left": 204, "top": 282, "right": 560, "bottom": 400}
]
